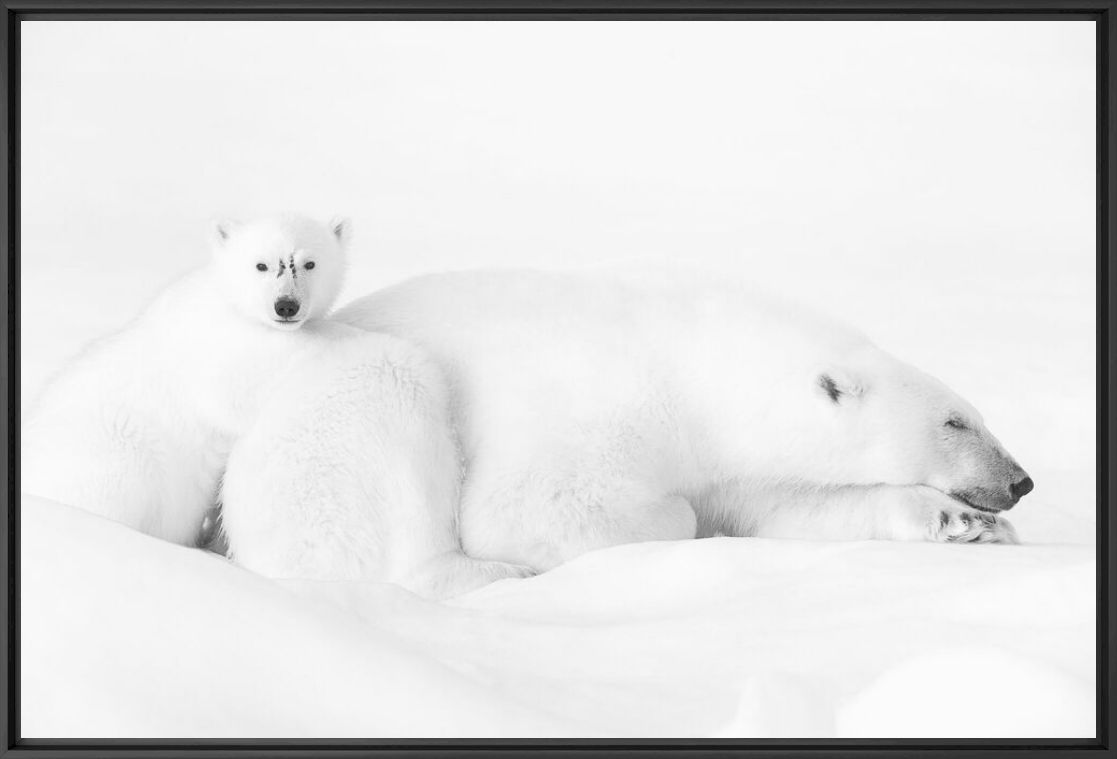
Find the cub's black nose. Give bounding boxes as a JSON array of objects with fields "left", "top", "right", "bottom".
[
  {"left": 274, "top": 298, "right": 300, "bottom": 318},
  {"left": 1010, "top": 476, "right": 1034, "bottom": 501}
]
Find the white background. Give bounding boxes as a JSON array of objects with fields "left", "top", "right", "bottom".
[
  {"left": 18, "top": 20, "right": 1098, "bottom": 739},
  {"left": 21, "top": 20, "right": 1095, "bottom": 543}
]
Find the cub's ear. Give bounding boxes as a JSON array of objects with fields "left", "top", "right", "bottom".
[
  {"left": 211, "top": 218, "right": 241, "bottom": 246},
  {"left": 329, "top": 216, "right": 352, "bottom": 248},
  {"left": 816, "top": 369, "right": 866, "bottom": 405}
]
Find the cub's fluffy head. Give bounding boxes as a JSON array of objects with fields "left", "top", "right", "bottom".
[
  {"left": 805, "top": 347, "right": 1032, "bottom": 512},
  {"left": 210, "top": 213, "right": 350, "bottom": 331}
]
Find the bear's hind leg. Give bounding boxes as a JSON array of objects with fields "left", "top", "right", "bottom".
[
  {"left": 556, "top": 492, "right": 699, "bottom": 568},
  {"left": 402, "top": 551, "right": 536, "bottom": 600},
  {"left": 615, "top": 494, "right": 700, "bottom": 545},
  {"left": 464, "top": 482, "right": 699, "bottom": 572}
]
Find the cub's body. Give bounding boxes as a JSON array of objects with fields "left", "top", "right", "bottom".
[{"left": 22, "top": 215, "right": 352, "bottom": 544}]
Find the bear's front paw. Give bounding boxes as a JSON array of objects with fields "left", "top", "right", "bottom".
[{"left": 931, "top": 506, "right": 1019, "bottom": 545}]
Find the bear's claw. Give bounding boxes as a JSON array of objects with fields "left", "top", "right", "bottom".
[{"left": 934, "top": 507, "right": 1019, "bottom": 544}]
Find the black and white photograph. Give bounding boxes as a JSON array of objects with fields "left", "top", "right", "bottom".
[{"left": 9, "top": 6, "right": 1104, "bottom": 745}]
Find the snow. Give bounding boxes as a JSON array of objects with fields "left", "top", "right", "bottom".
[
  {"left": 19, "top": 20, "right": 1095, "bottom": 737},
  {"left": 23, "top": 496, "right": 1094, "bottom": 738}
]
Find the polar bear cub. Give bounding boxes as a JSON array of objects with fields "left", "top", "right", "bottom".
[
  {"left": 218, "top": 331, "right": 533, "bottom": 599},
  {"left": 21, "top": 213, "right": 354, "bottom": 545}
]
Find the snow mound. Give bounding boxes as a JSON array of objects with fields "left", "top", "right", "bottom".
[{"left": 22, "top": 495, "right": 1094, "bottom": 738}]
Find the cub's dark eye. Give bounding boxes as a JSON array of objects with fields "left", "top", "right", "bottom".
[
  {"left": 945, "top": 418, "right": 968, "bottom": 430},
  {"left": 255, "top": 263, "right": 268, "bottom": 272},
  {"left": 304, "top": 261, "right": 315, "bottom": 270}
]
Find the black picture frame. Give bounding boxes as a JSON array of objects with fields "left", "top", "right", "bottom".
[{"left": 2, "top": 1, "right": 1111, "bottom": 756}]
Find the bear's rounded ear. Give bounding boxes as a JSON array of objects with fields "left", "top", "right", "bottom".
[
  {"left": 329, "top": 216, "right": 352, "bottom": 248},
  {"left": 816, "top": 370, "right": 865, "bottom": 405},
  {"left": 211, "top": 218, "right": 241, "bottom": 247}
]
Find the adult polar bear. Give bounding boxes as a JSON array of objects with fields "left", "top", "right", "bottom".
[{"left": 335, "top": 269, "right": 1033, "bottom": 572}]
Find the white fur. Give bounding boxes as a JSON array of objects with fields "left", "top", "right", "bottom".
[
  {"left": 335, "top": 269, "right": 1029, "bottom": 571},
  {"left": 21, "top": 213, "right": 352, "bottom": 544},
  {"left": 217, "top": 331, "right": 533, "bottom": 599}
]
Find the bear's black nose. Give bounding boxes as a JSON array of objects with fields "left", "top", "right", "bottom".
[
  {"left": 1010, "top": 476, "right": 1034, "bottom": 501},
  {"left": 274, "top": 298, "right": 300, "bottom": 319}
]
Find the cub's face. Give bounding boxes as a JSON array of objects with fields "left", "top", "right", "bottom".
[
  {"left": 211, "top": 214, "right": 350, "bottom": 331},
  {"left": 813, "top": 350, "right": 1032, "bottom": 512}
]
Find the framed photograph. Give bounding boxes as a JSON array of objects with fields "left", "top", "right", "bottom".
[{"left": 3, "top": 1, "right": 1110, "bottom": 755}]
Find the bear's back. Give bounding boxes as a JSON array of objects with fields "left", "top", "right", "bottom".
[
  {"left": 334, "top": 269, "right": 879, "bottom": 467},
  {"left": 336, "top": 268, "right": 872, "bottom": 389}
]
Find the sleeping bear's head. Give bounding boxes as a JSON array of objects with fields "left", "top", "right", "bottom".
[
  {"left": 809, "top": 347, "right": 1032, "bottom": 512},
  {"left": 210, "top": 213, "right": 350, "bottom": 331}
]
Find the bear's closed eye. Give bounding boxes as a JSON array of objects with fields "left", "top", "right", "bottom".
[{"left": 818, "top": 374, "right": 841, "bottom": 403}]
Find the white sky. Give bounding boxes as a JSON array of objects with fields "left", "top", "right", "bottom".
[
  {"left": 20, "top": 20, "right": 1097, "bottom": 539},
  {"left": 20, "top": 21, "right": 1094, "bottom": 276}
]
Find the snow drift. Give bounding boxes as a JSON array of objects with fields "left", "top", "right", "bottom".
[{"left": 22, "top": 495, "right": 1094, "bottom": 738}]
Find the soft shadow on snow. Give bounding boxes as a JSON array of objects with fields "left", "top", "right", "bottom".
[{"left": 22, "top": 495, "right": 1095, "bottom": 739}]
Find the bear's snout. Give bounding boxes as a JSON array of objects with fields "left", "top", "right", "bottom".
[
  {"left": 274, "top": 298, "right": 301, "bottom": 319},
  {"left": 948, "top": 464, "right": 1032, "bottom": 512},
  {"left": 1010, "top": 475, "right": 1034, "bottom": 503}
]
